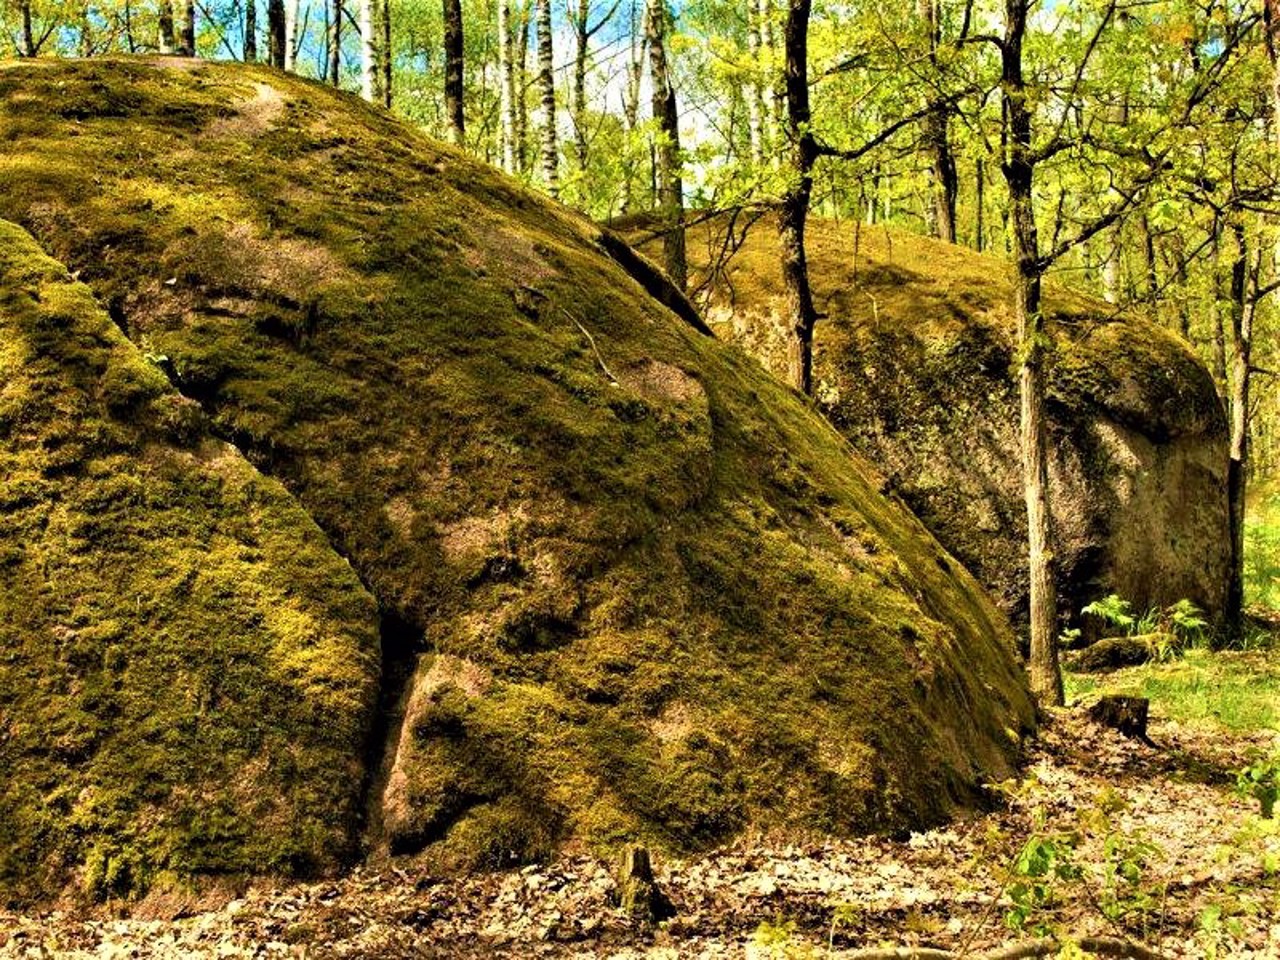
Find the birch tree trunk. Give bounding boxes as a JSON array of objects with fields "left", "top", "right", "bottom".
[
  {"left": 536, "top": 0, "right": 559, "bottom": 195},
  {"left": 329, "top": 0, "right": 343, "bottom": 85},
  {"left": 1002, "top": 0, "right": 1062, "bottom": 707},
  {"left": 245, "top": 0, "right": 257, "bottom": 59},
  {"left": 779, "top": 0, "right": 818, "bottom": 394},
  {"left": 499, "top": 0, "right": 517, "bottom": 172},
  {"left": 572, "top": 0, "right": 590, "bottom": 172},
  {"left": 646, "top": 0, "right": 686, "bottom": 290},
  {"left": 360, "top": 0, "right": 376, "bottom": 102},
  {"left": 381, "top": 0, "right": 392, "bottom": 105},
  {"left": 620, "top": 2, "right": 643, "bottom": 212}
]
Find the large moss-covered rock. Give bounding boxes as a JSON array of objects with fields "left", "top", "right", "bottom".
[
  {"left": 0, "top": 219, "right": 380, "bottom": 905},
  {"left": 0, "top": 59, "right": 1033, "bottom": 899},
  {"left": 633, "top": 214, "right": 1230, "bottom": 630}
]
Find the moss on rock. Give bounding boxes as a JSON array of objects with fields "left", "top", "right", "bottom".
[
  {"left": 0, "top": 59, "right": 1033, "bottom": 894},
  {"left": 629, "top": 214, "right": 1231, "bottom": 632},
  {"left": 0, "top": 219, "right": 380, "bottom": 906}
]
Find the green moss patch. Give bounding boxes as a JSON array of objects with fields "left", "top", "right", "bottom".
[
  {"left": 0, "top": 59, "right": 1033, "bottom": 892},
  {"left": 0, "top": 219, "right": 380, "bottom": 906}
]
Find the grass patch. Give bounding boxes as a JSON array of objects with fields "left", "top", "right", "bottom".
[
  {"left": 1067, "top": 648, "right": 1280, "bottom": 733},
  {"left": 1246, "top": 481, "right": 1280, "bottom": 612}
]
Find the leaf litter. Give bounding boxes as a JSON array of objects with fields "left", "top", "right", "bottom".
[{"left": 2, "top": 709, "right": 1276, "bottom": 958}]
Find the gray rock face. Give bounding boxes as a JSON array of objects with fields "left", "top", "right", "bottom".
[
  {"left": 821, "top": 315, "right": 1230, "bottom": 632},
  {"left": 655, "top": 215, "right": 1231, "bottom": 632}
]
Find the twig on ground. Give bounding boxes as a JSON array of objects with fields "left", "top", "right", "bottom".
[{"left": 564, "top": 310, "right": 619, "bottom": 385}]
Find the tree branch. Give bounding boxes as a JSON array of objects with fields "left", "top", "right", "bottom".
[
  {"left": 960, "top": 33, "right": 1004, "bottom": 51},
  {"left": 814, "top": 88, "right": 979, "bottom": 163},
  {"left": 1042, "top": 0, "right": 1119, "bottom": 155},
  {"left": 1038, "top": 158, "right": 1165, "bottom": 269}
]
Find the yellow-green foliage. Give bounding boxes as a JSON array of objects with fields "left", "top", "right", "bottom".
[
  {"left": 0, "top": 220, "right": 380, "bottom": 905},
  {"left": 0, "top": 59, "right": 1033, "bottom": 884}
]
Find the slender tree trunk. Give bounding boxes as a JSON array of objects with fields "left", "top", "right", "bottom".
[
  {"left": 159, "top": 0, "right": 177, "bottom": 52},
  {"left": 381, "top": 0, "right": 392, "bottom": 105},
  {"left": 329, "top": 0, "right": 342, "bottom": 84},
  {"left": 499, "top": 0, "right": 517, "bottom": 171},
  {"left": 649, "top": 139, "right": 657, "bottom": 207},
  {"left": 19, "top": 0, "right": 35, "bottom": 56},
  {"left": 1226, "top": 222, "right": 1255, "bottom": 641},
  {"left": 1003, "top": 0, "right": 1062, "bottom": 707},
  {"left": 378, "top": 0, "right": 389, "bottom": 104},
  {"left": 1172, "top": 232, "right": 1191, "bottom": 338},
  {"left": 572, "top": 0, "right": 590, "bottom": 172},
  {"left": 760, "top": 0, "right": 784, "bottom": 158},
  {"left": 918, "top": 0, "right": 957, "bottom": 242},
  {"left": 80, "top": 4, "right": 92, "bottom": 56},
  {"left": 779, "top": 0, "right": 818, "bottom": 394},
  {"left": 271, "top": 0, "right": 287, "bottom": 67},
  {"left": 865, "top": 165, "right": 879, "bottom": 225},
  {"left": 1211, "top": 223, "right": 1228, "bottom": 394},
  {"left": 975, "top": 157, "right": 985, "bottom": 252},
  {"left": 746, "top": 0, "right": 766, "bottom": 166},
  {"left": 516, "top": 1, "right": 531, "bottom": 173},
  {"left": 180, "top": 0, "right": 195, "bottom": 55},
  {"left": 536, "top": 0, "right": 558, "bottom": 194},
  {"left": 245, "top": 0, "right": 257, "bottom": 59},
  {"left": 360, "top": 0, "right": 376, "bottom": 101},
  {"left": 620, "top": 0, "right": 643, "bottom": 212},
  {"left": 646, "top": 0, "right": 686, "bottom": 290},
  {"left": 125, "top": 0, "right": 137, "bottom": 51},
  {"left": 1101, "top": 93, "right": 1131, "bottom": 304},
  {"left": 923, "top": 114, "right": 957, "bottom": 242},
  {"left": 443, "top": 0, "right": 465, "bottom": 143},
  {"left": 1102, "top": 225, "right": 1123, "bottom": 304},
  {"left": 1141, "top": 214, "right": 1158, "bottom": 302}
]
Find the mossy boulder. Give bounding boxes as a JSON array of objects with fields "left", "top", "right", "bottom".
[
  {"left": 0, "top": 219, "right": 380, "bottom": 905},
  {"left": 631, "top": 214, "right": 1230, "bottom": 632},
  {"left": 0, "top": 58, "right": 1033, "bottom": 899}
]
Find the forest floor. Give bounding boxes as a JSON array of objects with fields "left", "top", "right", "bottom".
[{"left": 3, "top": 643, "right": 1278, "bottom": 960}]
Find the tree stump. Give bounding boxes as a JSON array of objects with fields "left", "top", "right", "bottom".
[
  {"left": 1088, "top": 695, "right": 1151, "bottom": 742},
  {"left": 612, "top": 844, "right": 674, "bottom": 923}
]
